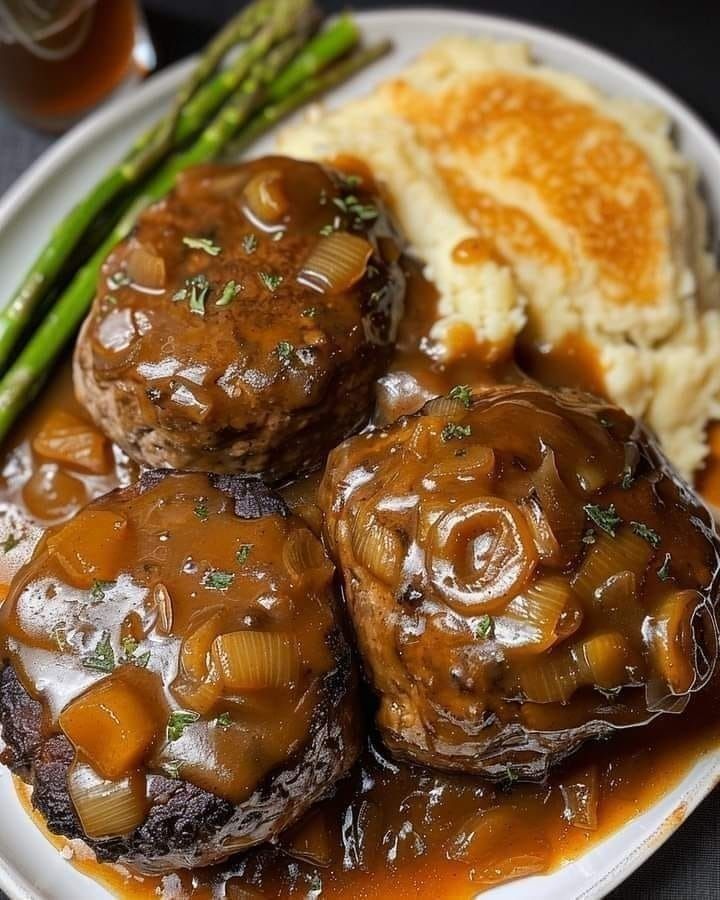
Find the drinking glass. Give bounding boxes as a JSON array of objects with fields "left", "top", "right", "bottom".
[{"left": 0, "top": 0, "right": 156, "bottom": 130}]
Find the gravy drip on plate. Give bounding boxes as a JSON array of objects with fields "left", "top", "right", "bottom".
[{"left": 0, "top": 259, "right": 719, "bottom": 896}]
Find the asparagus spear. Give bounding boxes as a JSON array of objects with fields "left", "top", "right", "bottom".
[
  {"left": 0, "top": 19, "right": 376, "bottom": 441},
  {"left": 0, "top": 0, "right": 297, "bottom": 375}
]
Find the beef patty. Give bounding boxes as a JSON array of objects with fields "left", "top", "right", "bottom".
[
  {"left": 74, "top": 156, "right": 405, "bottom": 481},
  {"left": 320, "top": 385, "right": 720, "bottom": 779},
  {"left": 0, "top": 471, "right": 359, "bottom": 871}
]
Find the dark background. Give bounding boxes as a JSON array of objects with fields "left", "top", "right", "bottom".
[{"left": 0, "top": 2, "right": 718, "bottom": 898}]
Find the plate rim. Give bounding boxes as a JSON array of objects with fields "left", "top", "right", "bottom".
[{"left": 1, "top": 7, "right": 719, "bottom": 900}]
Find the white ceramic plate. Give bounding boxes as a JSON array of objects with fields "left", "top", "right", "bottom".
[{"left": 1, "top": 9, "right": 719, "bottom": 900}]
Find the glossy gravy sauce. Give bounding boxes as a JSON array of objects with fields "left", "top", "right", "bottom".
[{"left": 1, "top": 261, "right": 719, "bottom": 898}]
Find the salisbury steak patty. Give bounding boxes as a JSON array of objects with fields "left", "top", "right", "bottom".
[
  {"left": 320, "top": 385, "right": 720, "bottom": 779},
  {"left": 0, "top": 471, "right": 359, "bottom": 871},
  {"left": 74, "top": 156, "right": 405, "bottom": 481}
]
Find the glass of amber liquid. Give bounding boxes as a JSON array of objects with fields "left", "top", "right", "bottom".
[{"left": 0, "top": 0, "right": 155, "bottom": 130}]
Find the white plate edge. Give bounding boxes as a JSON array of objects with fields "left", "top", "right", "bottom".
[{"left": 0, "top": 8, "right": 718, "bottom": 899}]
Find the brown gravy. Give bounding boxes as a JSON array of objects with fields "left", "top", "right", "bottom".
[{"left": 0, "top": 259, "right": 719, "bottom": 897}]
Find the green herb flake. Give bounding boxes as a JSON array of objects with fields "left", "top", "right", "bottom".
[
  {"left": 194, "top": 503, "right": 209, "bottom": 521},
  {"left": 203, "top": 570, "right": 235, "bottom": 590},
  {"left": 657, "top": 552, "right": 672, "bottom": 582},
  {"left": 161, "top": 761, "right": 183, "bottom": 779},
  {"left": 108, "top": 270, "right": 131, "bottom": 289},
  {"left": 504, "top": 765, "right": 518, "bottom": 784},
  {"left": 448, "top": 384, "right": 472, "bottom": 408},
  {"left": 216, "top": 280, "right": 241, "bottom": 307},
  {"left": 441, "top": 423, "right": 472, "bottom": 443},
  {"left": 83, "top": 631, "right": 115, "bottom": 674},
  {"left": 236, "top": 544, "right": 252, "bottom": 564},
  {"left": 475, "top": 614, "right": 493, "bottom": 639},
  {"left": 167, "top": 710, "right": 200, "bottom": 742},
  {"left": 215, "top": 712, "right": 233, "bottom": 729},
  {"left": 342, "top": 174, "right": 362, "bottom": 188},
  {"left": 242, "top": 233, "right": 258, "bottom": 254},
  {"left": 309, "top": 874, "right": 323, "bottom": 895},
  {"left": 121, "top": 636, "right": 150, "bottom": 668},
  {"left": 319, "top": 223, "right": 335, "bottom": 236},
  {"left": 90, "top": 579, "right": 114, "bottom": 601},
  {"left": 2, "top": 533, "right": 20, "bottom": 554},
  {"left": 174, "top": 274, "right": 210, "bottom": 315},
  {"left": 631, "top": 521, "right": 661, "bottom": 548},
  {"left": 182, "top": 235, "right": 222, "bottom": 256},
  {"left": 621, "top": 469, "right": 635, "bottom": 490},
  {"left": 259, "top": 271, "right": 283, "bottom": 292},
  {"left": 276, "top": 340, "right": 295, "bottom": 361},
  {"left": 583, "top": 503, "right": 622, "bottom": 537},
  {"left": 302, "top": 306, "right": 318, "bottom": 318}
]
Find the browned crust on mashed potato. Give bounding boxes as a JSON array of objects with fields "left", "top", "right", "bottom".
[{"left": 279, "top": 38, "right": 720, "bottom": 479}]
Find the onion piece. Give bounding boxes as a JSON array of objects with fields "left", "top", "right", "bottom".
[
  {"left": 126, "top": 245, "right": 166, "bottom": 291},
  {"left": 576, "top": 632, "right": 630, "bottom": 689},
  {"left": 517, "top": 652, "right": 579, "bottom": 703},
  {"left": 520, "top": 497, "right": 561, "bottom": 564},
  {"left": 351, "top": 509, "right": 405, "bottom": 586},
  {"left": 282, "top": 528, "right": 332, "bottom": 583},
  {"left": 242, "top": 169, "right": 288, "bottom": 223},
  {"left": 560, "top": 765, "right": 601, "bottom": 831},
  {"left": 32, "top": 410, "right": 111, "bottom": 475},
  {"left": 68, "top": 762, "right": 148, "bottom": 839},
  {"left": 572, "top": 528, "right": 652, "bottom": 604},
  {"left": 428, "top": 498, "right": 537, "bottom": 614},
  {"left": 647, "top": 590, "right": 701, "bottom": 694},
  {"left": 421, "top": 394, "right": 468, "bottom": 420},
  {"left": 47, "top": 509, "right": 127, "bottom": 589},
  {"left": 495, "top": 577, "right": 577, "bottom": 656},
  {"left": 212, "top": 631, "right": 299, "bottom": 691},
  {"left": 530, "top": 450, "right": 584, "bottom": 566},
  {"left": 428, "top": 445, "right": 495, "bottom": 488},
  {"left": 298, "top": 232, "right": 373, "bottom": 295},
  {"left": 449, "top": 805, "right": 550, "bottom": 885},
  {"left": 180, "top": 611, "right": 223, "bottom": 680},
  {"left": 153, "top": 582, "right": 174, "bottom": 635},
  {"left": 172, "top": 664, "right": 223, "bottom": 715}
]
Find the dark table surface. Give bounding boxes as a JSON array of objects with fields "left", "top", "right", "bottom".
[{"left": 0, "top": 2, "right": 718, "bottom": 898}]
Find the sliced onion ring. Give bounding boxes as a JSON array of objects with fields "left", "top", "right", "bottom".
[
  {"left": 428, "top": 498, "right": 537, "bottom": 614},
  {"left": 298, "top": 232, "right": 373, "bottom": 295},
  {"left": 68, "top": 761, "right": 148, "bottom": 839}
]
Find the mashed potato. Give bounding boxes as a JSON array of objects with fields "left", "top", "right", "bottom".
[{"left": 279, "top": 37, "right": 720, "bottom": 478}]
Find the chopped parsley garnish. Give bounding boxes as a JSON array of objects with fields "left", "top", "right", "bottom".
[
  {"left": 215, "top": 712, "right": 233, "bottom": 729},
  {"left": 182, "top": 235, "right": 222, "bottom": 256},
  {"left": 657, "top": 552, "right": 672, "bottom": 581},
  {"left": 631, "top": 521, "right": 661, "bottom": 548},
  {"left": 167, "top": 710, "right": 200, "bottom": 742},
  {"left": 236, "top": 544, "right": 252, "bottom": 564},
  {"left": 120, "top": 636, "right": 150, "bottom": 668},
  {"left": 621, "top": 469, "right": 635, "bottom": 490},
  {"left": 161, "top": 761, "right": 183, "bottom": 779},
  {"left": 504, "top": 765, "right": 518, "bottom": 784},
  {"left": 83, "top": 632, "right": 115, "bottom": 673},
  {"left": 583, "top": 503, "right": 622, "bottom": 537},
  {"left": 242, "top": 233, "right": 258, "bottom": 254},
  {"left": 2, "top": 533, "right": 20, "bottom": 553},
  {"left": 203, "top": 570, "right": 235, "bottom": 590},
  {"left": 108, "top": 270, "right": 130, "bottom": 289},
  {"left": 319, "top": 223, "right": 335, "bottom": 236},
  {"left": 441, "top": 423, "right": 472, "bottom": 442},
  {"left": 476, "top": 614, "right": 494, "bottom": 639},
  {"left": 582, "top": 528, "right": 597, "bottom": 545},
  {"left": 216, "top": 280, "right": 241, "bottom": 307},
  {"left": 90, "top": 579, "right": 114, "bottom": 601},
  {"left": 448, "top": 384, "right": 472, "bottom": 408},
  {"left": 194, "top": 502, "right": 209, "bottom": 521},
  {"left": 173, "top": 274, "right": 210, "bottom": 316},
  {"left": 333, "top": 194, "right": 378, "bottom": 224},
  {"left": 258, "top": 271, "right": 283, "bottom": 292},
  {"left": 342, "top": 174, "right": 362, "bottom": 188},
  {"left": 276, "top": 340, "right": 295, "bottom": 360},
  {"left": 302, "top": 306, "right": 318, "bottom": 318}
]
